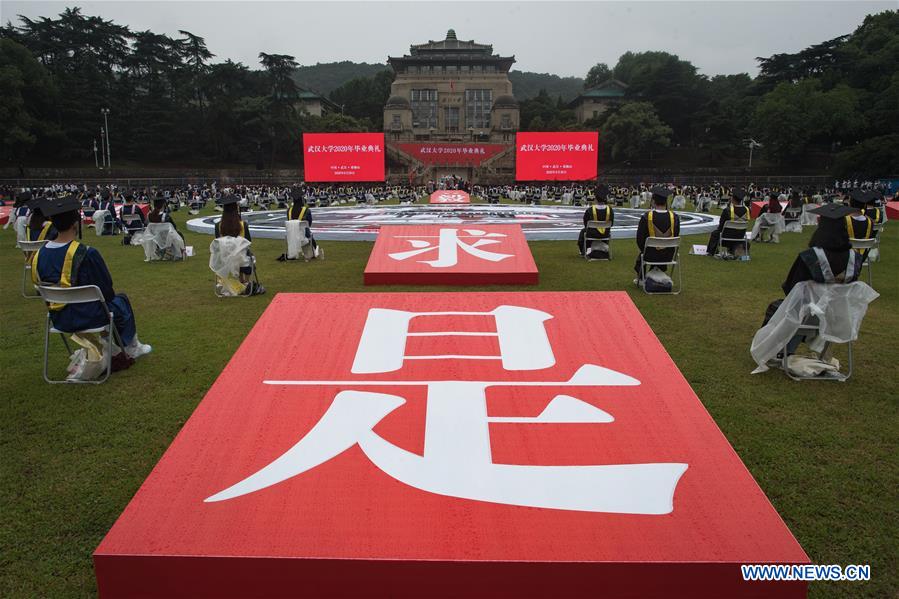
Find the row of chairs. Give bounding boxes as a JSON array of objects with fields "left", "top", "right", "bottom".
[{"left": 581, "top": 220, "right": 684, "bottom": 295}]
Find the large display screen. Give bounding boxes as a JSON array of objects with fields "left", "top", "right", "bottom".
[
  {"left": 303, "top": 133, "right": 385, "bottom": 182},
  {"left": 515, "top": 132, "right": 599, "bottom": 181}
]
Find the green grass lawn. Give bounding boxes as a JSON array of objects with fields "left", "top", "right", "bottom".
[{"left": 1, "top": 204, "right": 896, "bottom": 598}]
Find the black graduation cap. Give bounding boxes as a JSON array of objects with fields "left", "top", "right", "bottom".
[
  {"left": 594, "top": 184, "right": 610, "bottom": 200},
  {"left": 650, "top": 186, "right": 672, "bottom": 200},
  {"left": 101, "top": 190, "right": 111, "bottom": 200},
  {"left": 809, "top": 203, "right": 857, "bottom": 219},
  {"left": 732, "top": 188, "right": 747, "bottom": 201},
  {"left": 219, "top": 193, "right": 240, "bottom": 206},
  {"left": 41, "top": 195, "right": 83, "bottom": 217},
  {"left": 848, "top": 189, "right": 868, "bottom": 203},
  {"left": 17, "top": 191, "right": 33, "bottom": 203},
  {"left": 124, "top": 190, "right": 134, "bottom": 200}
]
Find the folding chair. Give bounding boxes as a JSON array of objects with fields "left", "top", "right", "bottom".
[
  {"left": 20, "top": 240, "right": 48, "bottom": 298},
  {"left": 36, "top": 284, "right": 122, "bottom": 384},
  {"left": 780, "top": 315, "right": 853, "bottom": 382},
  {"left": 718, "top": 220, "right": 750, "bottom": 259},
  {"left": 121, "top": 213, "right": 145, "bottom": 237},
  {"left": 582, "top": 220, "right": 612, "bottom": 261},
  {"left": 783, "top": 207, "right": 802, "bottom": 231},
  {"left": 850, "top": 237, "right": 877, "bottom": 286},
  {"left": 640, "top": 236, "right": 682, "bottom": 295}
]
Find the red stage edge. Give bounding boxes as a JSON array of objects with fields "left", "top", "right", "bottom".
[
  {"left": 364, "top": 270, "right": 538, "bottom": 286},
  {"left": 885, "top": 201, "right": 899, "bottom": 220},
  {"left": 94, "top": 555, "right": 807, "bottom": 599}
]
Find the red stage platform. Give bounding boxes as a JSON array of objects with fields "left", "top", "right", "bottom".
[
  {"left": 95, "top": 292, "right": 808, "bottom": 598},
  {"left": 429, "top": 190, "right": 471, "bottom": 204},
  {"left": 364, "top": 224, "right": 538, "bottom": 285},
  {"left": 0, "top": 205, "right": 10, "bottom": 226},
  {"left": 886, "top": 201, "right": 899, "bottom": 220}
]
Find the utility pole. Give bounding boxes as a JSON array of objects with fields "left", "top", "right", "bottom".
[{"left": 101, "top": 108, "right": 111, "bottom": 169}]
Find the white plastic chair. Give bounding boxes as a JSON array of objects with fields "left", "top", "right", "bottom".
[
  {"left": 20, "top": 240, "right": 48, "bottom": 298},
  {"left": 36, "top": 285, "right": 121, "bottom": 384},
  {"left": 583, "top": 220, "right": 612, "bottom": 261},
  {"left": 640, "top": 236, "right": 682, "bottom": 294}
]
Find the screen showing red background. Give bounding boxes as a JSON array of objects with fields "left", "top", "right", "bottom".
[
  {"left": 515, "top": 132, "right": 599, "bottom": 181},
  {"left": 303, "top": 133, "right": 385, "bottom": 182}
]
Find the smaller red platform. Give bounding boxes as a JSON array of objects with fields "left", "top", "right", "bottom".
[
  {"left": 364, "top": 224, "right": 538, "bottom": 286},
  {"left": 429, "top": 190, "right": 470, "bottom": 205},
  {"left": 886, "top": 201, "right": 899, "bottom": 220},
  {"left": 0, "top": 206, "right": 10, "bottom": 226},
  {"left": 750, "top": 201, "right": 787, "bottom": 219}
]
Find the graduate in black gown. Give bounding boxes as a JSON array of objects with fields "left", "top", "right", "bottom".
[
  {"left": 706, "top": 188, "right": 750, "bottom": 257},
  {"left": 215, "top": 193, "right": 265, "bottom": 295},
  {"left": 148, "top": 193, "right": 184, "bottom": 241},
  {"left": 778, "top": 204, "right": 865, "bottom": 296},
  {"left": 762, "top": 203, "right": 866, "bottom": 355},
  {"left": 578, "top": 184, "right": 614, "bottom": 258},
  {"left": 119, "top": 191, "right": 147, "bottom": 245},
  {"left": 861, "top": 190, "right": 887, "bottom": 225},
  {"left": 634, "top": 187, "right": 680, "bottom": 282},
  {"left": 96, "top": 190, "right": 118, "bottom": 235},
  {"left": 31, "top": 195, "right": 151, "bottom": 363},
  {"left": 26, "top": 199, "right": 57, "bottom": 242},
  {"left": 283, "top": 190, "right": 321, "bottom": 258}
]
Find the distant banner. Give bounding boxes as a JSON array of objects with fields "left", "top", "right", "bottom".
[
  {"left": 515, "top": 132, "right": 599, "bottom": 181},
  {"left": 395, "top": 143, "right": 507, "bottom": 166},
  {"left": 303, "top": 133, "right": 385, "bottom": 182}
]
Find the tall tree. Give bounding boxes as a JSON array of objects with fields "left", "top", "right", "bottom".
[
  {"left": 584, "top": 62, "right": 611, "bottom": 88},
  {"left": 600, "top": 102, "right": 671, "bottom": 161},
  {"left": 0, "top": 39, "right": 59, "bottom": 165}
]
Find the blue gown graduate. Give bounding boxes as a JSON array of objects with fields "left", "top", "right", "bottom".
[
  {"left": 31, "top": 196, "right": 145, "bottom": 352},
  {"left": 33, "top": 240, "right": 138, "bottom": 345}
]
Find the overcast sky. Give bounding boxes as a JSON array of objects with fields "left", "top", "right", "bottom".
[{"left": 2, "top": 1, "right": 894, "bottom": 77}]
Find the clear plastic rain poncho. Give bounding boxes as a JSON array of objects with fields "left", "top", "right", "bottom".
[
  {"left": 209, "top": 236, "right": 251, "bottom": 296},
  {"left": 750, "top": 280, "right": 879, "bottom": 373}
]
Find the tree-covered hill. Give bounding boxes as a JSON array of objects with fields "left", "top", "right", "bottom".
[{"left": 291, "top": 61, "right": 387, "bottom": 95}]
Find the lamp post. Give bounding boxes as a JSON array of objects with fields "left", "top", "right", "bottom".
[
  {"left": 93, "top": 139, "right": 99, "bottom": 168},
  {"left": 743, "top": 138, "right": 762, "bottom": 170},
  {"left": 101, "top": 108, "right": 111, "bottom": 169},
  {"left": 100, "top": 127, "right": 106, "bottom": 169}
]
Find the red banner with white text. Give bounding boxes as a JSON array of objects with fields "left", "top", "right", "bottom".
[
  {"left": 395, "top": 143, "right": 507, "bottom": 166},
  {"left": 303, "top": 133, "right": 385, "bottom": 182},
  {"left": 515, "top": 132, "right": 599, "bottom": 181}
]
